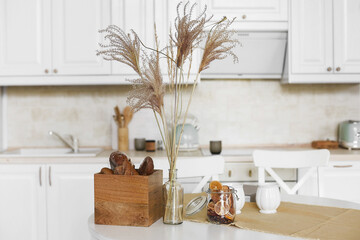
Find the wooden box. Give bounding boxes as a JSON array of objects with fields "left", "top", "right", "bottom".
[{"left": 94, "top": 170, "right": 163, "bottom": 227}]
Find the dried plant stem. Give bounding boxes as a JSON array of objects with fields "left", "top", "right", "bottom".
[
  {"left": 153, "top": 109, "right": 171, "bottom": 162},
  {"left": 138, "top": 37, "right": 177, "bottom": 65},
  {"left": 175, "top": 72, "right": 200, "bottom": 159},
  {"left": 160, "top": 105, "right": 172, "bottom": 165}
]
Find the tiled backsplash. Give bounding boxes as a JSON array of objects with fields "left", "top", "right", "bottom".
[{"left": 4, "top": 80, "right": 360, "bottom": 149}]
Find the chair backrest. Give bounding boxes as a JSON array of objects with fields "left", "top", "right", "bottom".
[
  {"left": 152, "top": 155, "right": 225, "bottom": 193},
  {"left": 253, "top": 150, "right": 330, "bottom": 196}
]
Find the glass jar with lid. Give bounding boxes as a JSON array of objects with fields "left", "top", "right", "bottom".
[{"left": 206, "top": 186, "right": 236, "bottom": 224}]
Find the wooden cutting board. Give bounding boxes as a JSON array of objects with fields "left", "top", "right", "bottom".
[{"left": 311, "top": 140, "right": 339, "bottom": 149}]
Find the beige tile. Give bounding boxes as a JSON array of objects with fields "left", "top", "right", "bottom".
[{"left": 5, "top": 81, "right": 360, "bottom": 148}]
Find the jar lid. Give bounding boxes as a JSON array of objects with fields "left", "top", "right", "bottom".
[{"left": 185, "top": 196, "right": 207, "bottom": 216}]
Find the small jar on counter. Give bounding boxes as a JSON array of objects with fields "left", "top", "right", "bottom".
[{"left": 145, "top": 140, "right": 156, "bottom": 152}]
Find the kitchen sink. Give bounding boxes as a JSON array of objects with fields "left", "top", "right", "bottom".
[{"left": 0, "top": 147, "right": 103, "bottom": 157}]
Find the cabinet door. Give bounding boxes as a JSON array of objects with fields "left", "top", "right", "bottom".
[
  {"left": 333, "top": 0, "right": 360, "bottom": 73},
  {"left": 0, "top": 164, "right": 47, "bottom": 240},
  {"left": 52, "top": 0, "right": 111, "bottom": 75},
  {"left": 46, "top": 164, "right": 106, "bottom": 240},
  {"left": 219, "top": 162, "right": 297, "bottom": 182},
  {"left": 0, "top": 0, "right": 51, "bottom": 76},
  {"left": 299, "top": 163, "right": 360, "bottom": 204},
  {"left": 290, "top": 0, "right": 334, "bottom": 74},
  {"left": 321, "top": 164, "right": 360, "bottom": 204},
  {"left": 111, "top": 0, "right": 155, "bottom": 75},
  {"left": 204, "top": 0, "right": 288, "bottom": 22}
]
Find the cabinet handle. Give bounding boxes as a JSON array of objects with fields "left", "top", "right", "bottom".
[
  {"left": 39, "top": 167, "right": 42, "bottom": 186},
  {"left": 242, "top": 15, "right": 247, "bottom": 19},
  {"left": 53, "top": 69, "right": 58, "bottom": 74},
  {"left": 49, "top": 166, "right": 52, "bottom": 186},
  {"left": 228, "top": 170, "right": 232, "bottom": 177},
  {"left": 327, "top": 67, "right": 332, "bottom": 72},
  {"left": 333, "top": 165, "right": 353, "bottom": 168},
  {"left": 248, "top": 170, "right": 252, "bottom": 177},
  {"left": 336, "top": 67, "right": 341, "bottom": 72},
  {"left": 44, "top": 69, "right": 49, "bottom": 74}
]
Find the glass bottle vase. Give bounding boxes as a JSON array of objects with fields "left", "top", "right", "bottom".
[{"left": 163, "top": 169, "right": 184, "bottom": 224}]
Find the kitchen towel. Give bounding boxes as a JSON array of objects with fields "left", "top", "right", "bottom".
[{"left": 184, "top": 193, "right": 360, "bottom": 240}]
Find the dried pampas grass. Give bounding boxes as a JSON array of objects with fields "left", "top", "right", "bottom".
[
  {"left": 97, "top": 1, "right": 238, "bottom": 176},
  {"left": 97, "top": 25, "right": 142, "bottom": 76},
  {"left": 199, "top": 17, "right": 239, "bottom": 73}
]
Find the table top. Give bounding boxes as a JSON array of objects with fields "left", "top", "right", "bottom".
[{"left": 88, "top": 195, "right": 360, "bottom": 240}]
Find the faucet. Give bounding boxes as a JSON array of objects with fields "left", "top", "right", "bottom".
[{"left": 48, "top": 131, "right": 79, "bottom": 153}]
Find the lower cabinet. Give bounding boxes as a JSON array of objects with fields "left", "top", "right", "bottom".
[
  {"left": 0, "top": 163, "right": 106, "bottom": 240},
  {"left": 298, "top": 161, "right": 360, "bottom": 204},
  {"left": 47, "top": 164, "right": 107, "bottom": 240},
  {"left": 219, "top": 162, "right": 297, "bottom": 198},
  {"left": 219, "top": 162, "right": 297, "bottom": 183},
  {"left": 0, "top": 164, "right": 47, "bottom": 240}
]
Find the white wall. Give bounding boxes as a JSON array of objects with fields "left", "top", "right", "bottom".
[{"left": 3, "top": 80, "right": 360, "bottom": 149}]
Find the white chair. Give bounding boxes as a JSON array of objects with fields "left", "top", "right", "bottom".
[
  {"left": 253, "top": 150, "right": 330, "bottom": 196},
  {"left": 151, "top": 155, "right": 225, "bottom": 193}
]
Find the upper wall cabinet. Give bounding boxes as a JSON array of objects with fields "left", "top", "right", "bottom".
[
  {"left": 111, "top": 0, "right": 154, "bottom": 76},
  {"left": 203, "top": 0, "right": 288, "bottom": 30},
  {"left": 0, "top": 0, "right": 111, "bottom": 79},
  {"left": 155, "top": 0, "right": 201, "bottom": 83},
  {"left": 204, "top": 0, "right": 287, "bottom": 21},
  {"left": 0, "top": 0, "right": 51, "bottom": 76},
  {"left": 52, "top": 0, "right": 111, "bottom": 75},
  {"left": 284, "top": 0, "right": 360, "bottom": 83},
  {"left": 333, "top": 0, "right": 360, "bottom": 74}
]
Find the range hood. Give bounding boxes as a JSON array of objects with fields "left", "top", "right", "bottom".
[{"left": 201, "top": 31, "right": 287, "bottom": 79}]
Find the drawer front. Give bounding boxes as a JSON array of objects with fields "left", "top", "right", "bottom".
[
  {"left": 205, "top": 0, "right": 288, "bottom": 22},
  {"left": 219, "top": 163, "right": 297, "bottom": 182}
]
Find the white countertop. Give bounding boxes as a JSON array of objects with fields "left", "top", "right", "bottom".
[
  {"left": 1, "top": 147, "right": 360, "bottom": 164},
  {"left": 88, "top": 194, "right": 360, "bottom": 240}
]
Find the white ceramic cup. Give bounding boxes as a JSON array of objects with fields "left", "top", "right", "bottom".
[{"left": 256, "top": 183, "right": 281, "bottom": 214}]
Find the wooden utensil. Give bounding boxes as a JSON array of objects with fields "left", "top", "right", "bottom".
[
  {"left": 114, "top": 106, "right": 121, "bottom": 126},
  {"left": 123, "top": 106, "right": 134, "bottom": 127},
  {"left": 113, "top": 115, "right": 119, "bottom": 127}
]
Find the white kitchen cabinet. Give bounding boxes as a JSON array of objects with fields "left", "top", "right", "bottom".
[
  {"left": 285, "top": 0, "right": 360, "bottom": 83},
  {"left": 218, "top": 162, "right": 297, "bottom": 198},
  {"left": 333, "top": 0, "right": 360, "bottom": 74},
  {"left": 0, "top": 0, "right": 51, "bottom": 76},
  {"left": 47, "top": 164, "right": 105, "bottom": 240},
  {"left": 204, "top": 0, "right": 288, "bottom": 22},
  {"left": 0, "top": 0, "right": 111, "bottom": 80},
  {"left": 0, "top": 163, "right": 106, "bottom": 240},
  {"left": 203, "top": 0, "right": 288, "bottom": 31},
  {"left": 290, "top": 0, "right": 333, "bottom": 74},
  {"left": 111, "top": 0, "right": 154, "bottom": 76},
  {"left": 298, "top": 161, "right": 360, "bottom": 204},
  {"left": 52, "top": 0, "right": 111, "bottom": 75},
  {"left": 219, "top": 162, "right": 297, "bottom": 183},
  {"left": 0, "top": 164, "right": 47, "bottom": 240}
]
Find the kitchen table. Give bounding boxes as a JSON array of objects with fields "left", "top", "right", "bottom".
[{"left": 88, "top": 194, "right": 360, "bottom": 240}]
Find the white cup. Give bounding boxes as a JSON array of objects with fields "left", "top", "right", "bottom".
[{"left": 256, "top": 183, "right": 281, "bottom": 214}]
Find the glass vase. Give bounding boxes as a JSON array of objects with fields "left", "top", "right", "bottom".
[{"left": 163, "top": 169, "right": 184, "bottom": 224}]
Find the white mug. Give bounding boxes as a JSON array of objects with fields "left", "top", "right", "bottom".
[{"left": 256, "top": 183, "right": 281, "bottom": 214}]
